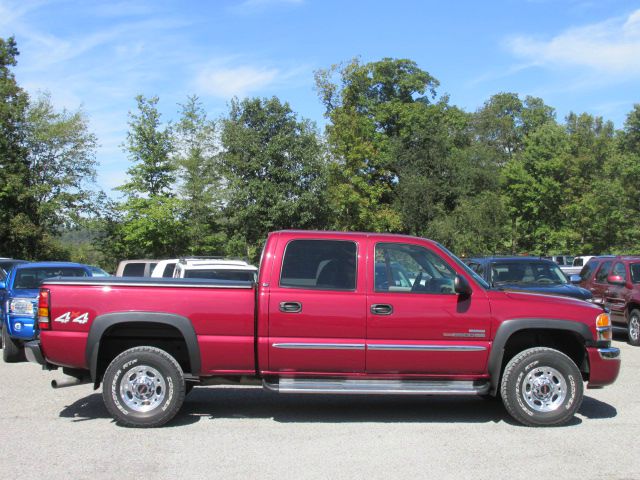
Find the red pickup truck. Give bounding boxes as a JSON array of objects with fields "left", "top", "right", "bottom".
[{"left": 25, "top": 231, "right": 620, "bottom": 427}]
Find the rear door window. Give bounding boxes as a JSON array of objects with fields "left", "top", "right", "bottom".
[
  {"left": 280, "top": 240, "right": 357, "bottom": 291},
  {"left": 630, "top": 264, "right": 640, "bottom": 283}
]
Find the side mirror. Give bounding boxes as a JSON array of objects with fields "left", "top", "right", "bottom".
[
  {"left": 0, "top": 280, "right": 5, "bottom": 290},
  {"left": 569, "top": 274, "right": 581, "bottom": 285},
  {"left": 454, "top": 275, "right": 472, "bottom": 296},
  {"left": 607, "top": 274, "right": 626, "bottom": 286}
]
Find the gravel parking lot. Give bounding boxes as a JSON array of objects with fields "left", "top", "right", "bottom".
[{"left": 1, "top": 337, "right": 638, "bottom": 480}]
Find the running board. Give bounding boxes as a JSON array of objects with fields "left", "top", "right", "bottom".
[{"left": 263, "top": 378, "right": 489, "bottom": 396}]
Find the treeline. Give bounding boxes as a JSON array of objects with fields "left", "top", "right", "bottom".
[{"left": 2, "top": 37, "right": 640, "bottom": 269}]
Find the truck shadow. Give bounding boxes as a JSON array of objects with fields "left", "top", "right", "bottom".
[{"left": 58, "top": 389, "right": 617, "bottom": 427}]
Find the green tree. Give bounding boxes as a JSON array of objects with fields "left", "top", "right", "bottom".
[
  {"left": 0, "top": 37, "right": 31, "bottom": 257},
  {"left": 174, "top": 96, "right": 225, "bottom": 255},
  {"left": 109, "top": 95, "right": 187, "bottom": 259},
  {"left": 474, "top": 93, "right": 555, "bottom": 162},
  {"left": 315, "top": 58, "right": 439, "bottom": 231},
  {"left": 220, "top": 96, "right": 328, "bottom": 259}
]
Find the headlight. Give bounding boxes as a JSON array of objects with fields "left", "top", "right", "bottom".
[
  {"left": 596, "top": 313, "right": 612, "bottom": 341},
  {"left": 9, "top": 298, "right": 35, "bottom": 316}
]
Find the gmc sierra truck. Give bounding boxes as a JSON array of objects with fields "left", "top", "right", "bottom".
[{"left": 26, "top": 231, "right": 621, "bottom": 427}]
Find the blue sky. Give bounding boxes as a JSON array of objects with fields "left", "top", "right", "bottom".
[{"left": 1, "top": 0, "right": 639, "bottom": 193}]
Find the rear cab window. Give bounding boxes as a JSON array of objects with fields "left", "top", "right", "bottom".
[{"left": 280, "top": 239, "right": 357, "bottom": 291}]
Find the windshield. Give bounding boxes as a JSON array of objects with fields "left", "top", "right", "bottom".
[
  {"left": 183, "top": 269, "right": 256, "bottom": 281},
  {"left": 490, "top": 261, "right": 568, "bottom": 286},
  {"left": 435, "top": 243, "right": 490, "bottom": 289},
  {"left": 14, "top": 267, "right": 88, "bottom": 290}
]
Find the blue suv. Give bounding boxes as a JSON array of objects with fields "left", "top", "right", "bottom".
[{"left": 2, "top": 262, "right": 93, "bottom": 362}]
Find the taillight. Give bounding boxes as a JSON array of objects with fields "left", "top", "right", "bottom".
[{"left": 38, "top": 288, "right": 51, "bottom": 330}]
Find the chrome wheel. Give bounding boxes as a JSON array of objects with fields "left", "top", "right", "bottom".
[
  {"left": 119, "top": 365, "right": 166, "bottom": 413},
  {"left": 630, "top": 314, "right": 640, "bottom": 342},
  {"left": 521, "top": 365, "right": 567, "bottom": 412}
]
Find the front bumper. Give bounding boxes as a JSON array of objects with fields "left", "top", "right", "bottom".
[
  {"left": 586, "top": 346, "right": 621, "bottom": 388},
  {"left": 6, "top": 314, "right": 36, "bottom": 340}
]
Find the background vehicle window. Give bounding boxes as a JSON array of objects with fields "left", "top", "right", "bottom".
[
  {"left": 375, "top": 243, "right": 456, "bottom": 294},
  {"left": 595, "top": 261, "right": 612, "bottom": 283},
  {"left": 579, "top": 260, "right": 599, "bottom": 281},
  {"left": 612, "top": 262, "right": 627, "bottom": 280},
  {"left": 630, "top": 264, "right": 640, "bottom": 283},
  {"left": 280, "top": 240, "right": 357, "bottom": 291},
  {"left": 122, "top": 263, "right": 146, "bottom": 277},
  {"left": 184, "top": 269, "right": 255, "bottom": 281},
  {"left": 573, "top": 258, "right": 584, "bottom": 267},
  {"left": 490, "top": 261, "right": 566, "bottom": 285},
  {"left": 162, "top": 263, "right": 176, "bottom": 278},
  {"left": 15, "top": 268, "right": 87, "bottom": 289}
]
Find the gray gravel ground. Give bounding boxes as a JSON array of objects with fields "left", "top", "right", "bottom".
[{"left": 0, "top": 336, "right": 638, "bottom": 480}]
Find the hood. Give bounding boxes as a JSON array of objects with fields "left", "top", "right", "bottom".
[
  {"left": 495, "top": 283, "right": 592, "bottom": 300},
  {"left": 500, "top": 289, "right": 601, "bottom": 310}
]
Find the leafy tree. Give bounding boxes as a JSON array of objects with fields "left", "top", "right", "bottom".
[
  {"left": 315, "top": 58, "right": 439, "bottom": 231},
  {"left": 620, "top": 104, "right": 640, "bottom": 155},
  {"left": 174, "top": 96, "right": 225, "bottom": 255},
  {"left": 0, "top": 37, "right": 31, "bottom": 257},
  {"left": 109, "top": 95, "right": 187, "bottom": 259},
  {"left": 474, "top": 93, "right": 555, "bottom": 162},
  {"left": 220, "top": 96, "right": 328, "bottom": 259},
  {"left": 118, "top": 95, "right": 175, "bottom": 198}
]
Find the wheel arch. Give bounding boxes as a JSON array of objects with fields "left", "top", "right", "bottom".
[
  {"left": 86, "top": 312, "right": 201, "bottom": 384},
  {"left": 488, "top": 319, "right": 592, "bottom": 395}
]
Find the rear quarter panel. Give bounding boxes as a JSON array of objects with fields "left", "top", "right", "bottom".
[{"left": 41, "top": 283, "right": 256, "bottom": 374}]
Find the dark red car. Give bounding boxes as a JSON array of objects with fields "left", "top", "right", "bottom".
[{"left": 579, "top": 255, "right": 640, "bottom": 346}]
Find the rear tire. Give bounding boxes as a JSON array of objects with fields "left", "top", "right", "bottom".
[
  {"left": 2, "top": 325, "right": 25, "bottom": 363},
  {"left": 102, "top": 346, "right": 186, "bottom": 428},
  {"left": 628, "top": 309, "right": 640, "bottom": 346},
  {"left": 500, "top": 347, "right": 583, "bottom": 427}
]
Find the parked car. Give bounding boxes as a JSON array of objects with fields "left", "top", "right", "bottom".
[
  {"left": 2, "top": 262, "right": 94, "bottom": 362},
  {"left": 544, "top": 255, "right": 575, "bottom": 267},
  {"left": 173, "top": 258, "right": 258, "bottom": 282},
  {"left": 115, "top": 259, "right": 159, "bottom": 277},
  {"left": 26, "top": 231, "right": 619, "bottom": 428},
  {"left": 0, "top": 259, "right": 29, "bottom": 327},
  {"left": 578, "top": 255, "right": 640, "bottom": 346},
  {"left": 151, "top": 259, "right": 179, "bottom": 278},
  {"left": 466, "top": 256, "right": 592, "bottom": 301},
  {"left": 561, "top": 255, "right": 596, "bottom": 277},
  {"left": 0, "top": 258, "right": 29, "bottom": 276},
  {"left": 151, "top": 257, "right": 229, "bottom": 278}
]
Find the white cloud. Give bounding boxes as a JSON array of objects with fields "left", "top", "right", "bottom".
[
  {"left": 195, "top": 65, "right": 281, "bottom": 98},
  {"left": 506, "top": 8, "right": 640, "bottom": 77}
]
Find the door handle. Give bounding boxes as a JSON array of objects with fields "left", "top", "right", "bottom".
[
  {"left": 370, "top": 304, "right": 393, "bottom": 315},
  {"left": 279, "top": 301, "right": 302, "bottom": 313}
]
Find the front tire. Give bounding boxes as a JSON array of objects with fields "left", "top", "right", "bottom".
[
  {"left": 2, "top": 325, "right": 25, "bottom": 363},
  {"left": 102, "top": 346, "right": 186, "bottom": 428},
  {"left": 628, "top": 309, "right": 640, "bottom": 346},
  {"left": 501, "top": 347, "right": 583, "bottom": 427}
]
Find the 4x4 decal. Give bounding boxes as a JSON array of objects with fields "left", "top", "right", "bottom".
[{"left": 53, "top": 312, "right": 89, "bottom": 324}]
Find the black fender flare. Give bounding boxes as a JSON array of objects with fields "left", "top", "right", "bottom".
[
  {"left": 488, "top": 318, "right": 593, "bottom": 395},
  {"left": 86, "top": 311, "right": 201, "bottom": 382}
]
